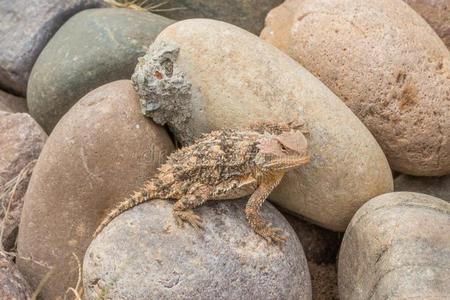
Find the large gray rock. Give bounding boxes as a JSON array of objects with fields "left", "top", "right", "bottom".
[
  {"left": 0, "top": 0, "right": 106, "bottom": 96},
  {"left": 0, "top": 90, "right": 27, "bottom": 113},
  {"left": 84, "top": 199, "right": 312, "bottom": 299},
  {"left": 395, "top": 174, "right": 450, "bottom": 202},
  {"left": 0, "top": 112, "right": 47, "bottom": 251},
  {"left": 155, "top": 0, "right": 283, "bottom": 34},
  {"left": 27, "top": 8, "right": 173, "bottom": 133}
]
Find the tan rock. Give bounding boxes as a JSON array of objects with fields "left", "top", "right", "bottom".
[
  {"left": 338, "top": 192, "right": 450, "bottom": 299},
  {"left": 261, "top": 0, "right": 450, "bottom": 176},
  {"left": 0, "top": 112, "right": 47, "bottom": 251},
  {"left": 0, "top": 90, "right": 27, "bottom": 113},
  {"left": 16, "top": 80, "right": 174, "bottom": 300},
  {"left": 131, "top": 19, "right": 393, "bottom": 232},
  {"left": 395, "top": 174, "right": 450, "bottom": 202},
  {"left": 404, "top": 0, "right": 450, "bottom": 49}
]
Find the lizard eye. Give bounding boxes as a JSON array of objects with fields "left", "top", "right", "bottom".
[{"left": 280, "top": 144, "right": 287, "bottom": 152}]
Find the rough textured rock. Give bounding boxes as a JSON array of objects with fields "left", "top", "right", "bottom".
[
  {"left": 339, "top": 192, "right": 450, "bottom": 299},
  {"left": 83, "top": 199, "right": 312, "bottom": 299},
  {"left": 261, "top": 0, "right": 450, "bottom": 176},
  {"left": 131, "top": 19, "right": 393, "bottom": 231},
  {"left": 0, "top": 90, "right": 27, "bottom": 113},
  {"left": 282, "top": 212, "right": 341, "bottom": 264},
  {"left": 17, "top": 80, "right": 174, "bottom": 300},
  {"left": 0, "top": 112, "right": 47, "bottom": 251},
  {"left": 0, "top": 251, "right": 32, "bottom": 300},
  {"left": 155, "top": 0, "right": 283, "bottom": 34},
  {"left": 395, "top": 174, "right": 450, "bottom": 202},
  {"left": 27, "top": 8, "right": 173, "bottom": 133},
  {"left": 0, "top": 0, "right": 106, "bottom": 96},
  {"left": 308, "top": 262, "right": 339, "bottom": 300},
  {"left": 404, "top": 0, "right": 450, "bottom": 49}
]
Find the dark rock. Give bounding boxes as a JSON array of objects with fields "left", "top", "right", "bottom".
[
  {"left": 395, "top": 174, "right": 450, "bottom": 202},
  {"left": 0, "top": 0, "right": 106, "bottom": 96},
  {"left": 0, "top": 90, "right": 27, "bottom": 113},
  {"left": 27, "top": 8, "right": 173, "bottom": 132},
  {"left": 0, "top": 251, "right": 32, "bottom": 300}
]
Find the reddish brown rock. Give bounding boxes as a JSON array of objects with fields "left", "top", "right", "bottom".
[
  {"left": 404, "top": 0, "right": 450, "bottom": 49},
  {"left": 0, "top": 112, "right": 47, "bottom": 251},
  {"left": 0, "top": 251, "right": 32, "bottom": 300},
  {"left": 16, "top": 80, "right": 174, "bottom": 300},
  {"left": 0, "top": 90, "right": 27, "bottom": 113}
]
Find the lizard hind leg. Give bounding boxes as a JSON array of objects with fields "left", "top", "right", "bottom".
[{"left": 172, "top": 184, "right": 211, "bottom": 230}]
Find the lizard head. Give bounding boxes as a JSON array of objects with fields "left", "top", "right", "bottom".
[{"left": 255, "top": 130, "right": 309, "bottom": 172}]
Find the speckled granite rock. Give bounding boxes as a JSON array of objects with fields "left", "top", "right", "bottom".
[
  {"left": 0, "top": 0, "right": 106, "bottom": 96},
  {"left": 83, "top": 199, "right": 312, "bottom": 299},
  {"left": 0, "top": 251, "right": 32, "bottom": 300},
  {"left": 17, "top": 81, "right": 174, "bottom": 300},
  {"left": 0, "top": 90, "right": 27, "bottom": 113},
  {"left": 155, "top": 0, "right": 283, "bottom": 34},
  {"left": 395, "top": 174, "right": 450, "bottom": 202},
  {"left": 27, "top": 8, "right": 173, "bottom": 132}
]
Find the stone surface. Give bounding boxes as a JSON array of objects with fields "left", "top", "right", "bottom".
[
  {"left": 282, "top": 212, "right": 341, "bottom": 264},
  {"left": 17, "top": 80, "right": 174, "bottom": 300},
  {"left": 0, "top": 90, "right": 27, "bottom": 113},
  {"left": 261, "top": 0, "right": 450, "bottom": 176},
  {"left": 404, "top": 0, "right": 450, "bottom": 49},
  {"left": 338, "top": 192, "right": 450, "bottom": 299},
  {"left": 155, "top": 0, "right": 283, "bottom": 34},
  {"left": 131, "top": 19, "right": 393, "bottom": 232},
  {"left": 27, "top": 8, "right": 174, "bottom": 133},
  {"left": 83, "top": 199, "right": 312, "bottom": 299},
  {"left": 0, "top": 251, "right": 32, "bottom": 300},
  {"left": 0, "top": 112, "right": 47, "bottom": 251},
  {"left": 395, "top": 174, "right": 450, "bottom": 202},
  {"left": 0, "top": 0, "right": 106, "bottom": 96}
]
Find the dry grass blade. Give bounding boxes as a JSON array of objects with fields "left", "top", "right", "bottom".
[
  {"left": 0, "top": 159, "right": 36, "bottom": 252},
  {"left": 104, "top": 0, "right": 186, "bottom": 12},
  {"left": 64, "top": 253, "right": 83, "bottom": 300},
  {"left": 31, "top": 268, "right": 54, "bottom": 300}
]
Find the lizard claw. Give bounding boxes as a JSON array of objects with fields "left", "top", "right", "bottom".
[
  {"left": 257, "top": 226, "right": 287, "bottom": 248},
  {"left": 173, "top": 210, "right": 203, "bottom": 230}
]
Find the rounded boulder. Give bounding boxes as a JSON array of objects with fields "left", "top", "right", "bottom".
[{"left": 83, "top": 199, "right": 312, "bottom": 299}]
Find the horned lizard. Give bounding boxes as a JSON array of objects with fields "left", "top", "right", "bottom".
[{"left": 94, "top": 122, "right": 309, "bottom": 246}]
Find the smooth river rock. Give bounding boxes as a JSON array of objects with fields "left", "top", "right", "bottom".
[
  {"left": 395, "top": 174, "right": 450, "bottom": 202},
  {"left": 0, "top": 90, "right": 27, "bottom": 113},
  {"left": 404, "top": 0, "right": 450, "bottom": 49},
  {"left": 338, "top": 192, "right": 450, "bottom": 299},
  {"left": 155, "top": 0, "right": 283, "bottom": 34},
  {"left": 83, "top": 199, "right": 312, "bottom": 299},
  {"left": 0, "top": 0, "right": 106, "bottom": 96},
  {"left": 17, "top": 80, "right": 174, "bottom": 300},
  {"left": 131, "top": 19, "right": 393, "bottom": 231},
  {"left": 261, "top": 0, "right": 450, "bottom": 176},
  {"left": 27, "top": 8, "right": 174, "bottom": 133}
]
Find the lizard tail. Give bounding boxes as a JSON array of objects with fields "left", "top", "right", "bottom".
[{"left": 93, "top": 188, "right": 157, "bottom": 238}]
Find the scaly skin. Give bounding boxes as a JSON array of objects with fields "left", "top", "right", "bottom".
[{"left": 94, "top": 122, "right": 309, "bottom": 246}]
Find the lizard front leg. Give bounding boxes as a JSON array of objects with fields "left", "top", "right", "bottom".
[
  {"left": 173, "top": 184, "right": 212, "bottom": 229},
  {"left": 245, "top": 171, "right": 287, "bottom": 246}
]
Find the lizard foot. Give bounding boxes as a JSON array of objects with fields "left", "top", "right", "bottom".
[
  {"left": 256, "top": 225, "right": 287, "bottom": 247},
  {"left": 173, "top": 210, "right": 203, "bottom": 230}
]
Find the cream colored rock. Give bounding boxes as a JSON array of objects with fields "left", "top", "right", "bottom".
[
  {"left": 131, "top": 19, "right": 393, "bottom": 231},
  {"left": 16, "top": 80, "right": 174, "bottom": 300},
  {"left": 338, "top": 192, "right": 450, "bottom": 299},
  {"left": 261, "top": 0, "right": 450, "bottom": 176}
]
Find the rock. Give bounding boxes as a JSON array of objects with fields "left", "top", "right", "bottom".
[
  {"left": 131, "top": 19, "right": 393, "bottom": 231},
  {"left": 154, "top": 0, "right": 283, "bottom": 34},
  {"left": 83, "top": 199, "right": 312, "bottom": 299},
  {"left": 338, "top": 192, "right": 450, "bottom": 299},
  {"left": 0, "top": 0, "right": 106, "bottom": 96},
  {"left": 261, "top": 0, "right": 450, "bottom": 176},
  {"left": 404, "top": 0, "right": 450, "bottom": 49},
  {"left": 27, "top": 8, "right": 173, "bottom": 133},
  {"left": 17, "top": 80, "right": 174, "bottom": 300},
  {"left": 395, "top": 175, "right": 450, "bottom": 202},
  {"left": 0, "top": 90, "right": 27, "bottom": 113},
  {"left": 308, "top": 262, "right": 339, "bottom": 300},
  {"left": 282, "top": 213, "right": 341, "bottom": 264},
  {"left": 0, "top": 112, "right": 47, "bottom": 251},
  {"left": 0, "top": 251, "right": 32, "bottom": 300}
]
